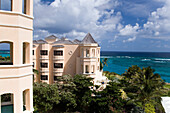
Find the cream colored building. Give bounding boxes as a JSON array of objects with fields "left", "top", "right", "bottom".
[
  {"left": 0, "top": 0, "right": 34, "bottom": 113},
  {"left": 33, "top": 33, "right": 103, "bottom": 84}
]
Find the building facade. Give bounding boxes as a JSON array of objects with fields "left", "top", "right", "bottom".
[
  {"left": 0, "top": 0, "right": 34, "bottom": 113},
  {"left": 33, "top": 33, "right": 103, "bottom": 84}
]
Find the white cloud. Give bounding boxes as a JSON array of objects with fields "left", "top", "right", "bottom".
[
  {"left": 119, "top": 23, "right": 140, "bottom": 36},
  {"left": 141, "top": 0, "right": 170, "bottom": 40},
  {"left": 33, "top": 0, "right": 122, "bottom": 40},
  {"left": 123, "top": 36, "right": 136, "bottom": 43}
]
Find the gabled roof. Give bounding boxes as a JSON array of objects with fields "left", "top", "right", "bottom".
[
  {"left": 73, "top": 39, "right": 81, "bottom": 44},
  {"left": 45, "top": 35, "right": 58, "bottom": 40},
  {"left": 33, "top": 39, "right": 48, "bottom": 44},
  {"left": 81, "top": 33, "right": 97, "bottom": 44},
  {"left": 53, "top": 39, "right": 74, "bottom": 44},
  {"left": 53, "top": 45, "right": 64, "bottom": 48}
]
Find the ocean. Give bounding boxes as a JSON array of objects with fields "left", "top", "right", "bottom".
[
  {"left": 101, "top": 51, "right": 170, "bottom": 83},
  {"left": 1, "top": 50, "right": 170, "bottom": 83},
  {"left": 0, "top": 50, "right": 10, "bottom": 57}
]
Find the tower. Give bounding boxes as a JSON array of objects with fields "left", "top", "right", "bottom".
[{"left": 0, "top": 0, "right": 34, "bottom": 113}]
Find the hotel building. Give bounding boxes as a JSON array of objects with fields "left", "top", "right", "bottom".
[
  {"left": 33, "top": 33, "right": 103, "bottom": 84},
  {"left": 0, "top": 0, "right": 34, "bottom": 113}
]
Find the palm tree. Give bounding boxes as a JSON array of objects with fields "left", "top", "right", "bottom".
[
  {"left": 100, "top": 58, "right": 108, "bottom": 71},
  {"left": 122, "top": 66, "right": 165, "bottom": 112}
]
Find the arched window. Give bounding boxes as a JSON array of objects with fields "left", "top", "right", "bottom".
[
  {"left": 0, "top": 0, "right": 12, "bottom": 11},
  {"left": 0, "top": 93, "right": 14, "bottom": 113},
  {"left": 23, "top": 42, "right": 30, "bottom": 64},
  {"left": 0, "top": 42, "right": 13, "bottom": 65},
  {"left": 23, "top": 89, "right": 30, "bottom": 111}
]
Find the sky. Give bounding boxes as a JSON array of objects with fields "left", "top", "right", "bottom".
[{"left": 1, "top": 0, "right": 170, "bottom": 52}]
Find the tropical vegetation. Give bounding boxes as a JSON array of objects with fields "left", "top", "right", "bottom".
[
  {"left": 33, "top": 64, "right": 167, "bottom": 113},
  {"left": 0, "top": 56, "right": 10, "bottom": 61}
]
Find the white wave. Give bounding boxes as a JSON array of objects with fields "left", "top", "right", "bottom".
[
  {"left": 154, "top": 58, "right": 170, "bottom": 61},
  {"left": 141, "top": 59, "right": 151, "bottom": 61},
  {"left": 122, "top": 56, "right": 134, "bottom": 58},
  {"left": 153, "top": 61, "right": 165, "bottom": 63},
  {"left": 100, "top": 56, "right": 114, "bottom": 58}
]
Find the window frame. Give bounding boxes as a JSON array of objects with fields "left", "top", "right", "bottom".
[
  {"left": 54, "top": 63, "right": 63, "bottom": 68},
  {"left": 54, "top": 50, "right": 63, "bottom": 56},
  {"left": 41, "top": 75, "right": 48, "bottom": 80},
  {"left": 40, "top": 62, "right": 48, "bottom": 68},
  {"left": 40, "top": 50, "right": 48, "bottom": 56}
]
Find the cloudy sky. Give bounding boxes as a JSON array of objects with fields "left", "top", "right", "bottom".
[
  {"left": 33, "top": 0, "right": 170, "bottom": 52},
  {"left": 2, "top": 0, "right": 170, "bottom": 52}
]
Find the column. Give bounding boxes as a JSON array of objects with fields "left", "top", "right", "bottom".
[
  {"left": 14, "top": 91, "right": 23, "bottom": 113},
  {"left": 29, "top": 86, "right": 34, "bottom": 112}
]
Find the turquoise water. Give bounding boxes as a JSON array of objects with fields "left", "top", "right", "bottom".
[
  {"left": 101, "top": 51, "right": 170, "bottom": 83},
  {"left": 0, "top": 50, "right": 10, "bottom": 57}
]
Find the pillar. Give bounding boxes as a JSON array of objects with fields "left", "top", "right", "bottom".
[{"left": 14, "top": 91, "right": 23, "bottom": 113}]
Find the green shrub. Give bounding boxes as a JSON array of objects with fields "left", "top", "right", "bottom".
[{"left": 145, "top": 103, "right": 155, "bottom": 113}]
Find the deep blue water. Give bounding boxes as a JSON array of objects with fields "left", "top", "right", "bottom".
[
  {"left": 0, "top": 50, "right": 10, "bottom": 57},
  {"left": 101, "top": 51, "right": 170, "bottom": 83}
]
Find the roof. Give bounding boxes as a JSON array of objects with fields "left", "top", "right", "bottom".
[
  {"left": 73, "top": 39, "right": 81, "bottom": 44},
  {"left": 53, "top": 45, "right": 64, "bottom": 48},
  {"left": 45, "top": 35, "right": 58, "bottom": 40},
  {"left": 81, "top": 33, "right": 97, "bottom": 44},
  {"left": 53, "top": 38, "right": 74, "bottom": 44},
  {"left": 33, "top": 39, "right": 48, "bottom": 44}
]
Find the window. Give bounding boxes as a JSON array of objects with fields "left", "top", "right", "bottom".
[
  {"left": 54, "top": 63, "right": 63, "bottom": 68},
  {"left": 92, "top": 49, "right": 95, "bottom": 57},
  {"left": 85, "top": 65, "right": 89, "bottom": 73},
  {"left": 40, "top": 50, "right": 48, "bottom": 55},
  {"left": 0, "top": 0, "right": 12, "bottom": 11},
  {"left": 54, "top": 50, "right": 63, "bottom": 56},
  {"left": 41, "top": 63, "right": 48, "bottom": 68},
  {"left": 86, "top": 49, "right": 90, "bottom": 57},
  {"left": 41, "top": 75, "right": 48, "bottom": 80},
  {"left": 22, "top": 0, "right": 26, "bottom": 14},
  {"left": 33, "top": 62, "right": 34, "bottom": 67},
  {"left": 81, "top": 48, "right": 84, "bottom": 57},
  {"left": 33, "top": 50, "right": 34, "bottom": 55},
  {"left": 91, "top": 65, "right": 95, "bottom": 73},
  {"left": 54, "top": 76, "right": 62, "bottom": 81},
  {"left": 23, "top": 42, "right": 30, "bottom": 64},
  {"left": 1, "top": 93, "right": 14, "bottom": 112},
  {"left": 0, "top": 42, "right": 13, "bottom": 65}
]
